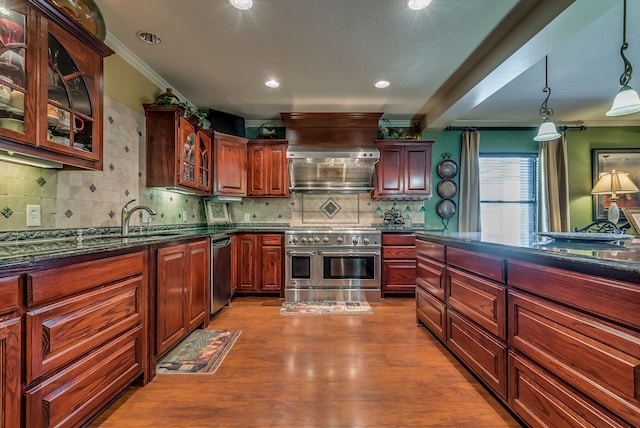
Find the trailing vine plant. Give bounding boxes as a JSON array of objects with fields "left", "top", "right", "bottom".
[{"left": 152, "top": 88, "right": 212, "bottom": 131}]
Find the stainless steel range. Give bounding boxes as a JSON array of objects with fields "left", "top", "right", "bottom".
[{"left": 284, "top": 228, "right": 381, "bottom": 302}]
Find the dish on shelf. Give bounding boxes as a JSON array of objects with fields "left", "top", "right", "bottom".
[
  {"left": 535, "top": 232, "right": 633, "bottom": 243},
  {"left": 0, "top": 117, "right": 23, "bottom": 132}
]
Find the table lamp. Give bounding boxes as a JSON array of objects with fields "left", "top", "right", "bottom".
[{"left": 591, "top": 170, "right": 640, "bottom": 223}]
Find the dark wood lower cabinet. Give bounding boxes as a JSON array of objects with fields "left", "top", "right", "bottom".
[
  {"left": 233, "top": 233, "right": 283, "bottom": 294},
  {"left": 417, "top": 236, "right": 640, "bottom": 428},
  {"left": 0, "top": 275, "right": 20, "bottom": 428},
  {"left": 509, "top": 351, "right": 631, "bottom": 428},
  {"left": 381, "top": 234, "right": 416, "bottom": 295},
  {"left": 446, "top": 309, "right": 507, "bottom": 401}
]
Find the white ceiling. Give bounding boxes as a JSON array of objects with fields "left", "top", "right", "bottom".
[{"left": 94, "top": 0, "right": 640, "bottom": 130}]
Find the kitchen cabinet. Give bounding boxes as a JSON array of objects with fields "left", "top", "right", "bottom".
[
  {"left": 418, "top": 235, "right": 640, "bottom": 427},
  {"left": 144, "top": 104, "right": 213, "bottom": 194},
  {"left": 381, "top": 233, "right": 416, "bottom": 296},
  {"left": 214, "top": 131, "right": 247, "bottom": 197},
  {"left": 0, "top": 276, "right": 21, "bottom": 428},
  {"left": 233, "top": 233, "right": 283, "bottom": 294},
  {"left": 247, "top": 139, "right": 289, "bottom": 197},
  {"left": 416, "top": 240, "right": 446, "bottom": 340},
  {"left": 23, "top": 251, "right": 147, "bottom": 428},
  {"left": 155, "top": 239, "right": 210, "bottom": 357},
  {"left": 0, "top": 1, "right": 113, "bottom": 170},
  {"left": 374, "top": 140, "right": 433, "bottom": 200}
]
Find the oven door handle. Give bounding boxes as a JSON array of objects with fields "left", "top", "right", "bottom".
[
  {"left": 286, "top": 250, "right": 318, "bottom": 256},
  {"left": 318, "top": 251, "right": 380, "bottom": 257}
]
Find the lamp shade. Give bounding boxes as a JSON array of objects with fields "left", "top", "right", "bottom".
[
  {"left": 533, "top": 120, "right": 561, "bottom": 142},
  {"left": 591, "top": 170, "right": 640, "bottom": 196},
  {"left": 606, "top": 85, "right": 640, "bottom": 116}
]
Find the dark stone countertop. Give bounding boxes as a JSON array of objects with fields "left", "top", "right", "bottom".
[{"left": 416, "top": 231, "right": 640, "bottom": 278}]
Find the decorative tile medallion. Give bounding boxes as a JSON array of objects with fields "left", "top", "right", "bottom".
[
  {"left": 36, "top": 176, "right": 47, "bottom": 187},
  {"left": 109, "top": 163, "right": 115, "bottom": 171},
  {"left": 89, "top": 184, "right": 97, "bottom": 192},
  {"left": 320, "top": 198, "right": 341, "bottom": 218},
  {"left": 108, "top": 210, "right": 115, "bottom": 218},
  {"left": 65, "top": 209, "right": 73, "bottom": 218},
  {"left": 1, "top": 207, "right": 13, "bottom": 218}
]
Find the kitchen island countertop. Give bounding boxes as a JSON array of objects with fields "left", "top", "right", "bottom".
[{"left": 416, "top": 231, "right": 640, "bottom": 280}]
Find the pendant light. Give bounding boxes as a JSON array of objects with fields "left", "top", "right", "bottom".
[
  {"left": 534, "top": 56, "right": 561, "bottom": 142},
  {"left": 606, "top": 0, "right": 640, "bottom": 116}
]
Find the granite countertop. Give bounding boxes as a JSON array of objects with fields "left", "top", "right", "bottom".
[{"left": 416, "top": 231, "right": 640, "bottom": 274}]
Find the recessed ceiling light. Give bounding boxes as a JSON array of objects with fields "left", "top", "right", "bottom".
[
  {"left": 136, "top": 31, "right": 162, "bottom": 45},
  {"left": 407, "top": 0, "right": 432, "bottom": 11},
  {"left": 265, "top": 79, "right": 280, "bottom": 88},
  {"left": 230, "top": 0, "right": 253, "bottom": 10},
  {"left": 374, "top": 80, "right": 390, "bottom": 89}
]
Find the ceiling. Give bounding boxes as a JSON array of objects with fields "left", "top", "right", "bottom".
[{"left": 94, "top": 0, "right": 640, "bottom": 131}]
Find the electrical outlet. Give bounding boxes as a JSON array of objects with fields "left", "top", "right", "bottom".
[
  {"left": 244, "top": 213, "right": 251, "bottom": 222},
  {"left": 27, "top": 205, "right": 41, "bottom": 227},
  {"left": 182, "top": 210, "right": 188, "bottom": 223}
]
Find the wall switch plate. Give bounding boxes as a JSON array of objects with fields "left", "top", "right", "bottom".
[
  {"left": 244, "top": 213, "right": 251, "bottom": 222},
  {"left": 27, "top": 205, "right": 41, "bottom": 227},
  {"left": 182, "top": 210, "right": 188, "bottom": 223}
]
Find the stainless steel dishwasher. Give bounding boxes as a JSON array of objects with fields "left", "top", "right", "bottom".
[{"left": 211, "top": 236, "right": 232, "bottom": 315}]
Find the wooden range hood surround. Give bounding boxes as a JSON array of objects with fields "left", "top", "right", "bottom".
[{"left": 281, "top": 112, "right": 383, "bottom": 147}]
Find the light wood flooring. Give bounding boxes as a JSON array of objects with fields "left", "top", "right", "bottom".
[{"left": 91, "top": 297, "right": 522, "bottom": 427}]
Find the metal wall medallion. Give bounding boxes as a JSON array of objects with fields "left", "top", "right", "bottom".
[
  {"left": 436, "top": 199, "right": 457, "bottom": 219},
  {"left": 435, "top": 153, "right": 459, "bottom": 228},
  {"left": 437, "top": 179, "right": 457, "bottom": 199}
]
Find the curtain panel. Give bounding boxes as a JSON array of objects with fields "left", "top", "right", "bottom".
[
  {"left": 537, "top": 132, "right": 570, "bottom": 232},
  {"left": 458, "top": 130, "right": 481, "bottom": 232}
]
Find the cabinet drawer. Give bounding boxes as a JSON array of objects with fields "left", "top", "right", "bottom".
[
  {"left": 416, "top": 255, "right": 445, "bottom": 301},
  {"left": 447, "top": 267, "right": 506, "bottom": 340},
  {"left": 416, "top": 239, "right": 445, "bottom": 262},
  {"left": 25, "top": 325, "right": 143, "bottom": 428},
  {"left": 26, "top": 252, "right": 146, "bottom": 306},
  {"left": 26, "top": 276, "right": 144, "bottom": 384},
  {"left": 508, "top": 259, "right": 640, "bottom": 330},
  {"left": 447, "top": 309, "right": 507, "bottom": 400},
  {"left": 447, "top": 247, "right": 504, "bottom": 283},
  {"left": 382, "top": 234, "right": 415, "bottom": 246},
  {"left": 382, "top": 246, "right": 416, "bottom": 259},
  {"left": 509, "top": 291, "right": 640, "bottom": 426},
  {"left": 261, "top": 234, "right": 283, "bottom": 246},
  {"left": 0, "top": 275, "right": 19, "bottom": 315},
  {"left": 382, "top": 260, "right": 416, "bottom": 292},
  {"left": 416, "top": 286, "right": 446, "bottom": 341},
  {"left": 509, "top": 352, "right": 631, "bottom": 428}
]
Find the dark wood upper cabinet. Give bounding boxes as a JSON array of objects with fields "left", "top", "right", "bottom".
[
  {"left": 143, "top": 104, "right": 213, "bottom": 195},
  {"left": 213, "top": 131, "right": 247, "bottom": 197},
  {"left": 374, "top": 140, "right": 433, "bottom": 200},
  {"left": 0, "top": 1, "right": 113, "bottom": 170},
  {"left": 247, "top": 139, "right": 289, "bottom": 197}
]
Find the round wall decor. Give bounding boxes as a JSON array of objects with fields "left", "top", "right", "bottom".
[
  {"left": 436, "top": 199, "right": 457, "bottom": 219},
  {"left": 437, "top": 158, "right": 458, "bottom": 179},
  {"left": 437, "top": 179, "right": 457, "bottom": 199}
]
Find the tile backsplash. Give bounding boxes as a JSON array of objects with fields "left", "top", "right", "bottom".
[{"left": 0, "top": 97, "right": 426, "bottom": 232}]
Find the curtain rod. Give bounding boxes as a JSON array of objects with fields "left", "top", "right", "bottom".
[{"left": 445, "top": 125, "right": 587, "bottom": 132}]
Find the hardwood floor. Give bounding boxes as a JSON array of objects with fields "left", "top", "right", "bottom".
[{"left": 91, "top": 297, "right": 522, "bottom": 427}]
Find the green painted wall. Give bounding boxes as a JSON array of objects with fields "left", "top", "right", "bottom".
[
  {"left": 104, "top": 55, "right": 162, "bottom": 114},
  {"left": 420, "top": 127, "right": 640, "bottom": 232}
]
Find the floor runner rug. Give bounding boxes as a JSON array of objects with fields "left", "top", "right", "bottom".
[
  {"left": 156, "top": 329, "right": 241, "bottom": 374},
  {"left": 280, "top": 301, "right": 373, "bottom": 315}
]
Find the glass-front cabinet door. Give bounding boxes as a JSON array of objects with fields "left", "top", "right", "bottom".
[
  {"left": 39, "top": 18, "right": 101, "bottom": 164},
  {"left": 0, "top": 4, "right": 36, "bottom": 144},
  {"left": 197, "top": 130, "right": 212, "bottom": 192}
]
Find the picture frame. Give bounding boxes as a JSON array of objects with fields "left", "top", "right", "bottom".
[
  {"left": 204, "top": 201, "right": 231, "bottom": 225},
  {"left": 592, "top": 148, "right": 640, "bottom": 220},
  {"left": 622, "top": 207, "right": 640, "bottom": 235}
]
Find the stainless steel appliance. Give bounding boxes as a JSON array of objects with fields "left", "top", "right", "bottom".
[
  {"left": 211, "top": 236, "right": 232, "bottom": 315},
  {"left": 285, "top": 228, "right": 381, "bottom": 302},
  {"left": 286, "top": 145, "right": 379, "bottom": 193}
]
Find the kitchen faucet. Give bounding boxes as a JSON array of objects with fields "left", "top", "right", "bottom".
[{"left": 121, "top": 199, "right": 156, "bottom": 236}]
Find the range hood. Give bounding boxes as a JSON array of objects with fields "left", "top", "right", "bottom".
[{"left": 287, "top": 145, "right": 379, "bottom": 192}]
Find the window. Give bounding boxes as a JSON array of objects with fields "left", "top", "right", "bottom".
[{"left": 479, "top": 154, "right": 537, "bottom": 241}]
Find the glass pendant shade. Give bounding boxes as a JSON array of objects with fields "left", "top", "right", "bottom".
[
  {"left": 533, "top": 120, "right": 561, "bottom": 141},
  {"left": 606, "top": 85, "right": 640, "bottom": 116}
]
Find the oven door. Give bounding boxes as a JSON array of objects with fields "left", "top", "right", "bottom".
[
  {"left": 318, "top": 250, "right": 380, "bottom": 289},
  {"left": 285, "top": 250, "right": 321, "bottom": 288}
]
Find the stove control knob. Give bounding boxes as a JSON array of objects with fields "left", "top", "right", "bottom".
[
  {"left": 292, "top": 237, "right": 298, "bottom": 244},
  {"left": 323, "top": 237, "right": 329, "bottom": 243},
  {"left": 336, "top": 237, "right": 343, "bottom": 244},
  {"left": 363, "top": 238, "right": 370, "bottom": 245},
  {"left": 314, "top": 237, "right": 320, "bottom": 243},
  {"left": 301, "top": 237, "right": 307, "bottom": 244},
  {"left": 352, "top": 237, "right": 359, "bottom": 245}
]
